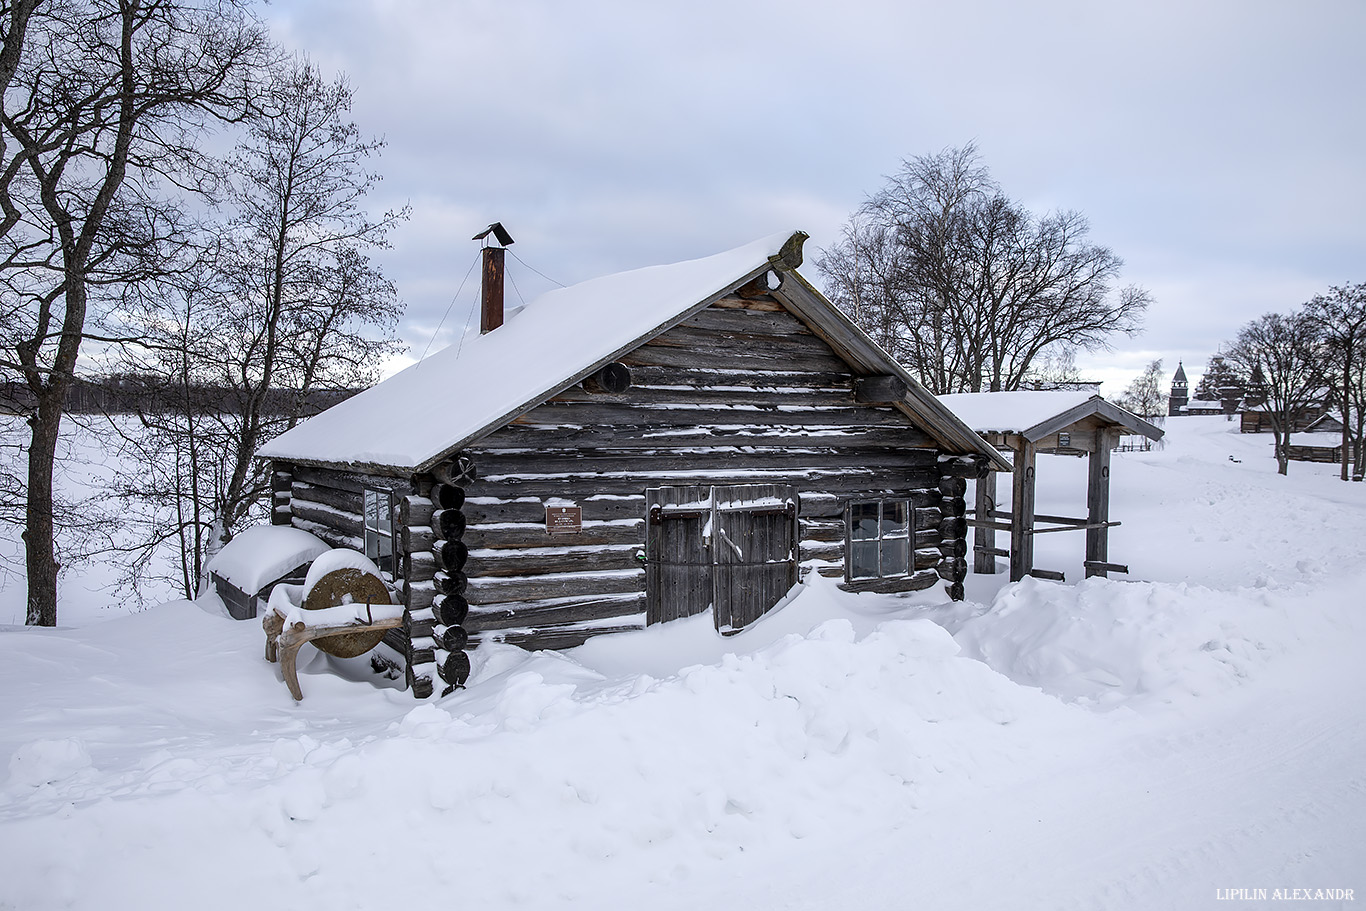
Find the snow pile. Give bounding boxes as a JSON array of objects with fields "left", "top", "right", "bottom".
[
  {"left": 928, "top": 575, "right": 1344, "bottom": 710},
  {"left": 300, "top": 547, "right": 387, "bottom": 600},
  {"left": 205, "top": 525, "right": 330, "bottom": 594}
]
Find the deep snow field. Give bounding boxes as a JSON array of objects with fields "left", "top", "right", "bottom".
[{"left": 1, "top": 415, "right": 1363, "bottom": 910}]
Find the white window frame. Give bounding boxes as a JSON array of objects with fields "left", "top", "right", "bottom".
[{"left": 845, "top": 497, "right": 913, "bottom": 581}]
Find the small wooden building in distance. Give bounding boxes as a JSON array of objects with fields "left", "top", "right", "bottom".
[
  {"left": 257, "top": 230, "right": 1010, "bottom": 697},
  {"left": 938, "top": 391, "right": 1163, "bottom": 583}
]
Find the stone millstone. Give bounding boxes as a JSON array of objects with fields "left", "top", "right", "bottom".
[{"left": 301, "top": 567, "right": 391, "bottom": 658}]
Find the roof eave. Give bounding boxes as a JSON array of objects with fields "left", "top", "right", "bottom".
[{"left": 1022, "top": 395, "right": 1165, "bottom": 443}]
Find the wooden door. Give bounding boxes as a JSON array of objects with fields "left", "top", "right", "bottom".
[
  {"left": 710, "top": 484, "right": 798, "bottom": 634},
  {"left": 645, "top": 484, "right": 798, "bottom": 633},
  {"left": 645, "top": 486, "right": 714, "bottom": 625}
]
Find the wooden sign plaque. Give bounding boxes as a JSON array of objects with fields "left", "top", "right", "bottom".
[{"left": 546, "top": 505, "right": 582, "bottom": 535}]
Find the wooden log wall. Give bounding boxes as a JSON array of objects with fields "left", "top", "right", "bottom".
[{"left": 453, "top": 294, "right": 960, "bottom": 650}]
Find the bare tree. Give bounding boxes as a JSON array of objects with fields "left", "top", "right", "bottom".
[
  {"left": 817, "top": 143, "right": 1148, "bottom": 394},
  {"left": 0, "top": 0, "right": 271, "bottom": 626},
  {"left": 1114, "top": 359, "right": 1165, "bottom": 450},
  {"left": 1224, "top": 312, "right": 1323, "bottom": 475},
  {"left": 112, "top": 60, "right": 407, "bottom": 598},
  {"left": 1305, "top": 283, "right": 1366, "bottom": 480}
]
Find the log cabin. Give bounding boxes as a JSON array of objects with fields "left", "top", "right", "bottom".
[{"left": 257, "top": 230, "right": 1010, "bottom": 697}]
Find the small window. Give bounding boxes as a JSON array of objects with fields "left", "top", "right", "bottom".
[
  {"left": 363, "top": 487, "right": 398, "bottom": 580},
  {"left": 847, "top": 498, "right": 912, "bottom": 581}
]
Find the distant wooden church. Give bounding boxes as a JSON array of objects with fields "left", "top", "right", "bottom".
[{"left": 257, "top": 230, "right": 1008, "bottom": 697}]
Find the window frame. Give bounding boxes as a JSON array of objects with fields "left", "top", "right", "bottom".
[
  {"left": 844, "top": 497, "right": 914, "bottom": 582},
  {"left": 363, "top": 486, "right": 399, "bottom": 581}
]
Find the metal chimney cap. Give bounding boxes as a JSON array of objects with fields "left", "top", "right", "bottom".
[{"left": 473, "top": 222, "right": 514, "bottom": 247}]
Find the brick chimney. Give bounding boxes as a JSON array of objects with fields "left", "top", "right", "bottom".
[{"left": 473, "top": 222, "right": 514, "bottom": 334}]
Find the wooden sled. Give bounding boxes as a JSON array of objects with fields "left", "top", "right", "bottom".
[{"left": 263, "top": 598, "right": 404, "bottom": 701}]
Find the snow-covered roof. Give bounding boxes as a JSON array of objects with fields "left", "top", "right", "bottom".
[
  {"left": 259, "top": 232, "right": 798, "bottom": 471},
  {"left": 1183, "top": 399, "right": 1224, "bottom": 412},
  {"left": 259, "top": 230, "right": 1009, "bottom": 473},
  {"left": 937, "top": 391, "right": 1164, "bottom": 442}
]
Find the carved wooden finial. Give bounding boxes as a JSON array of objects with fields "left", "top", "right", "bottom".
[{"left": 768, "top": 231, "right": 808, "bottom": 272}]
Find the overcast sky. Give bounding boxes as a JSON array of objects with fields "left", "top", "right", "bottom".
[{"left": 266, "top": 0, "right": 1365, "bottom": 396}]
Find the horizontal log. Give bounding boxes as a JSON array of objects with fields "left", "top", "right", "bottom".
[
  {"left": 271, "top": 505, "right": 292, "bottom": 526},
  {"left": 477, "top": 422, "right": 936, "bottom": 451},
  {"left": 291, "top": 480, "right": 361, "bottom": 515},
  {"left": 290, "top": 517, "right": 361, "bottom": 551},
  {"left": 854, "top": 375, "right": 908, "bottom": 404},
  {"left": 293, "top": 464, "right": 411, "bottom": 496},
  {"left": 406, "top": 581, "right": 437, "bottom": 613},
  {"left": 473, "top": 447, "right": 936, "bottom": 479},
  {"left": 679, "top": 306, "right": 812, "bottom": 337},
  {"left": 461, "top": 495, "right": 644, "bottom": 525},
  {"left": 404, "top": 614, "right": 436, "bottom": 640},
  {"left": 916, "top": 506, "right": 943, "bottom": 528},
  {"left": 462, "top": 521, "right": 645, "bottom": 550},
  {"left": 798, "top": 541, "right": 844, "bottom": 562},
  {"left": 410, "top": 645, "right": 436, "bottom": 666},
  {"left": 622, "top": 364, "right": 854, "bottom": 390},
  {"left": 914, "top": 547, "right": 944, "bottom": 570},
  {"left": 407, "top": 667, "right": 434, "bottom": 699},
  {"left": 551, "top": 384, "right": 860, "bottom": 410},
  {"left": 622, "top": 341, "right": 847, "bottom": 374},
  {"left": 645, "top": 324, "right": 836, "bottom": 358},
  {"left": 290, "top": 500, "right": 362, "bottom": 538},
  {"left": 465, "top": 593, "right": 645, "bottom": 632},
  {"left": 940, "top": 455, "right": 990, "bottom": 480},
  {"left": 1028, "top": 568, "right": 1066, "bottom": 582},
  {"left": 942, "top": 496, "right": 967, "bottom": 518},
  {"left": 1084, "top": 561, "right": 1130, "bottom": 574},
  {"left": 512, "top": 399, "right": 915, "bottom": 431},
  {"left": 472, "top": 619, "right": 646, "bottom": 652},
  {"left": 465, "top": 570, "right": 645, "bottom": 606},
  {"left": 946, "top": 581, "right": 965, "bottom": 601},
  {"left": 402, "top": 525, "right": 435, "bottom": 556},
  {"left": 840, "top": 569, "right": 939, "bottom": 594},
  {"left": 466, "top": 545, "right": 642, "bottom": 578},
  {"left": 938, "top": 538, "right": 967, "bottom": 559},
  {"left": 711, "top": 294, "right": 785, "bottom": 312},
  {"left": 399, "top": 495, "right": 434, "bottom": 527},
  {"left": 272, "top": 470, "right": 293, "bottom": 492},
  {"left": 407, "top": 551, "right": 437, "bottom": 584},
  {"left": 461, "top": 469, "right": 937, "bottom": 502}
]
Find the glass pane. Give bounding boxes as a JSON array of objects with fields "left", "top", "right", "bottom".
[
  {"left": 377, "top": 493, "right": 392, "bottom": 535},
  {"left": 850, "top": 501, "right": 880, "bottom": 540},
  {"left": 850, "top": 541, "right": 879, "bottom": 579},
  {"left": 880, "top": 537, "right": 909, "bottom": 576},
  {"left": 363, "top": 489, "right": 378, "bottom": 531},
  {"left": 364, "top": 526, "right": 378, "bottom": 561},
  {"left": 881, "top": 499, "right": 909, "bottom": 537}
]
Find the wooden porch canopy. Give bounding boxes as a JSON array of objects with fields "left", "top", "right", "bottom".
[{"left": 938, "top": 392, "right": 1164, "bottom": 582}]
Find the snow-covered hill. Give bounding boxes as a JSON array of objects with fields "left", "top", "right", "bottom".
[{"left": 0, "top": 416, "right": 1362, "bottom": 910}]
